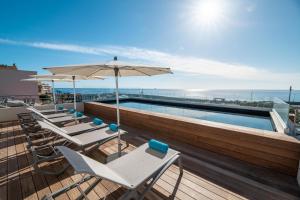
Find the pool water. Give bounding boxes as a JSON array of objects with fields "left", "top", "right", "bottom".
[{"left": 116, "top": 102, "right": 274, "bottom": 131}]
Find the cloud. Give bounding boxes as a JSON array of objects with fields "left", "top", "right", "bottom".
[{"left": 0, "top": 38, "right": 299, "bottom": 85}]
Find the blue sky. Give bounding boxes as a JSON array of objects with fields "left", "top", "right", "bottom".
[{"left": 0, "top": 0, "right": 300, "bottom": 89}]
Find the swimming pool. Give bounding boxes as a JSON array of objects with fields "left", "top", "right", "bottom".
[{"left": 114, "top": 102, "right": 274, "bottom": 131}]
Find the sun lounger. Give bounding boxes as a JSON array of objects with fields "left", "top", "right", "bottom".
[
  {"left": 43, "top": 143, "right": 182, "bottom": 200},
  {"left": 17, "top": 113, "right": 53, "bottom": 148},
  {"left": 37, "top": 120, "right": 125, "bottom": 149},
  {"left": 37, "top": 117, "right": 108, "bottom": 136},
  {"left": 19, "top": 112, "right": 107, "bottom": 149},
  {"left": 27, "top": 107, "right": 87, "bottom": 124},
  {"left": 31, "top": 119, "right": 126, "bottom": 175},
  {"left": 39, "top": 108, "right": 68, "bottom": 114},
  {"left": 62, "top": 121, "right": 108, "bottom": 135},
  {"left": 43, "top": 112, "right": 70, "bottom": 119}
]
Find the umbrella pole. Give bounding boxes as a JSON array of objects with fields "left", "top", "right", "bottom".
[
  {"left": 114, "top": 69, "right": 122, "bottom": 157},
  {"left": 72, "top": 76, "right": 78, "bottom": 124},
  {"left": 52, "top": 80, "right": 57, "bottom": 111},
  {"left": 72, "top": 76, "right": 77, "bottom": 111}
]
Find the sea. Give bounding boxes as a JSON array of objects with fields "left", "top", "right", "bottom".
[{"left": 55, "top": 88, "right": 300, "bottom": 102}]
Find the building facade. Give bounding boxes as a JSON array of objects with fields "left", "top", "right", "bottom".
[{"left": 0, "top": 64, "right": 38, "bottom": 99}]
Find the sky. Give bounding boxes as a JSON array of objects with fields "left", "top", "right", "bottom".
[{"left": 0, "top": 0, "right": 300, "bottom": 90}]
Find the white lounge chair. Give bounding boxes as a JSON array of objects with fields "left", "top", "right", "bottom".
[
  {"left": 43, "top": 143, "right": 182, "bottom": 200},
  {"left": 43, "top": 112, "right": 70, "bottom": 119},
  {"left": 31, "top": 120, "right": 126, "bottom": 175},
  {"left": 38, "top": 108, "right": 68, "bottom": 114},
  {"left": 61, "top": 121, "right": 108, "bottom": 135},
  {"left": 17, "top": 113, "right": 53, "bottom": 148},
  {"left": 27, "top": 107, "right": 87, "bottom": 124}
]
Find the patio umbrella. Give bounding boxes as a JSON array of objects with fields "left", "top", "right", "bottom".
[
  {"left": 23, "top": 75, "right": 73, "bottom": 110},
  {"left": 58, "top": 75, "right": 104, "bottom": 111},
  {"left": 25, "top": 74, "right": 104, "bottom": 111},
  {"left": 44, "top": 56, "right": 172, "bottom": 156}
]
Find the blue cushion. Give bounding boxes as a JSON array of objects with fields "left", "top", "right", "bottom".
[
  {"left": 93, "top": 118, "right": 103, "bottom": 125},
  {"left": 148, "top": 139, "right": 169, "bottom": 154},
  {"left": 109, "top": 123, "right": 118, "bottom": 132},
  {"left": 69, "top": 108, "right": 75, "bottom": 114},
  {"left": 74, "top": 112, "right": 83, "bottom": 117},
  {"left": 57, "top": 105, "right": 64, "bottom": 110}
]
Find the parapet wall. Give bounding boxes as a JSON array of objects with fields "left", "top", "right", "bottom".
[{"left": 84, "top": 102, "right": 300, "bottom": 176}]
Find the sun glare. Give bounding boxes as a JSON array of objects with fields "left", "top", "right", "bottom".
[{"left": 190, "top": 0, "right": 227, "bottom": 29}]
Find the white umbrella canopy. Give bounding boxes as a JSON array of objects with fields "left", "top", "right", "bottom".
[
  {"left": 44, "top": 56, "right": 172, "bottom": 156},
  {"left": 22, "top": 75, "right": 73, "bottom": 110},
  {"left": 30, "top": 74, "right": 104, "bottom": 80},
  {"left": 43, "top": 60, "right": 172, "bottom": 77},
  {"left": 24, "top": 74, "right": 104, "bottom": 111}
]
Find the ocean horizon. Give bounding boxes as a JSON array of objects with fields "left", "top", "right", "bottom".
[{"left": 55, "top": 88, "right": 300, "bottom": 102}]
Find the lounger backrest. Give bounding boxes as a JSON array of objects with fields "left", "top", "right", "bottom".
[
  {"left": 58, "top": 143, "right": 179, "bottom": 189},
  {"left": 37, "top": 120, "right": 82, "bottom": 145},
  {"left": 57, "top": 146, "right": 132, "bottom": 188},
  {"left": 27, "top": 107, "right": 49, "bottom": 119},
  {"left": 41, "top": 118, "right": 69, "bottom": 133}
]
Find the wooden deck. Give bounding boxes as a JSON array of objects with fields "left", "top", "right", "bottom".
[{"left": 0, "top": 121, "right": 300, "bottom": 200}]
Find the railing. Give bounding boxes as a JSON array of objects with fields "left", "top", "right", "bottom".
[
  {"left": 272, "top": 97, "right": 290, "bottom": 125},
  {"left": 1, "top": 92, "right": 277, "bottom": 109},
  {"left": 271, "top": 97, "right": 290, "bottom": 134},
  {"left": 0, "top": 95, "right": 39, "bottom": 107},
  {"left": 122, "top": 93, "right": 274, "bottom": 109}
]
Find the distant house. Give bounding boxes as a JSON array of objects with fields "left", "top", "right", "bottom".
[
  {"left": 0, "top": 63, "right": 18, "bottom": 70},
  {"left": 0, "top": 64, "right": 38, "bottom": 100},
  {"left": 38, "top": 83, "right": 52, "bottom": 95}
]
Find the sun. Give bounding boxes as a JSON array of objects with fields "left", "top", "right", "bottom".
[{"left": 190, "top": 0, "right": 226, "bottom": 29}]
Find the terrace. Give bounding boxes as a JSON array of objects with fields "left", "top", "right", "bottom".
[{"left": 1, "top": 102, "right": 300, "bottom": 200}]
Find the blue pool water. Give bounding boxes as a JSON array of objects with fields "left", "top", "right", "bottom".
[{"left": 117, "top": 102, "right": 274, "bottom": 131}]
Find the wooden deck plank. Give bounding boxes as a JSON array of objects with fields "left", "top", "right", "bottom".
[
  {"left": 6, "top": 124, "right": 22, "bottom": 200},
  {"left": 57, "top": 167, "right": 82, "bottom": 199},
  {"left": 67, "top": 173, "right": 100, "bottom": 199},
  {"left": 12, "top": 125, "right": 38, "bottom": 200},
  {"left": 1, "top": 121, "right": 300, "bottom": 200},
  {"left": 0, "top": 125, "right": 8, "bottom": 200},
  {"left": 43, "top": 169, "right": 71, "bottom": 200},
  {"left": 31, "top": 173, "right": 52, "bottom": 200},
  {"left": 13, "top": 125, "right": 47, "bottom": 200},
  {"left": 167, "top": 166, "right": 246, "bottom": 200},
  {"left": 18, "top": 125, "right": 70, "bottom": 200}
]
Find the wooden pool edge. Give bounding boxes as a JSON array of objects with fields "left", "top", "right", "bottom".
[{"left": 84, "top": 102, "right": 300, "bottom": 176}]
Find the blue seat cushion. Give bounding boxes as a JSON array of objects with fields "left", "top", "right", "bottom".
[
  {"left": 109, "top": 123, "right": 118, "bottom": 132},
  {"left": 93, "top": 118, "right": 103, "bottom": 125},
  {"left": 69, "top": 108, "right": 76, "bottom": 114},
  {"left": 74, "top": 112, "right": 83, "bottom": 117},
  {"left": 148, "top": 139, "right": 169, "bottom": 153}
]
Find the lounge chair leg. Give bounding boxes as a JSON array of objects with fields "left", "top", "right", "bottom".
[
  {"left": 76, "top": 176, "right": 102, "bottom": 200},
  {"left": 169, "top": 157, "right": 183, "bottom": 199},
  {"left": 121, "top": 141, "right": 130, "bottom": 151},
  {"left": 178, "top": 156, "right": 183, "bottom": 175},
  {"left": 42, "top": 175, "right": 94, "bottom": 200},
  {"left": 138, "top": 155, "right": 182, "bottom": 200}
]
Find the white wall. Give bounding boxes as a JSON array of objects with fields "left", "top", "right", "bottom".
[
  {"left": 0, "top": 69, "right": 38, "bottom": 98},
  {"left": 0, "top": 106, "right": 29, "bottom": 122}
]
